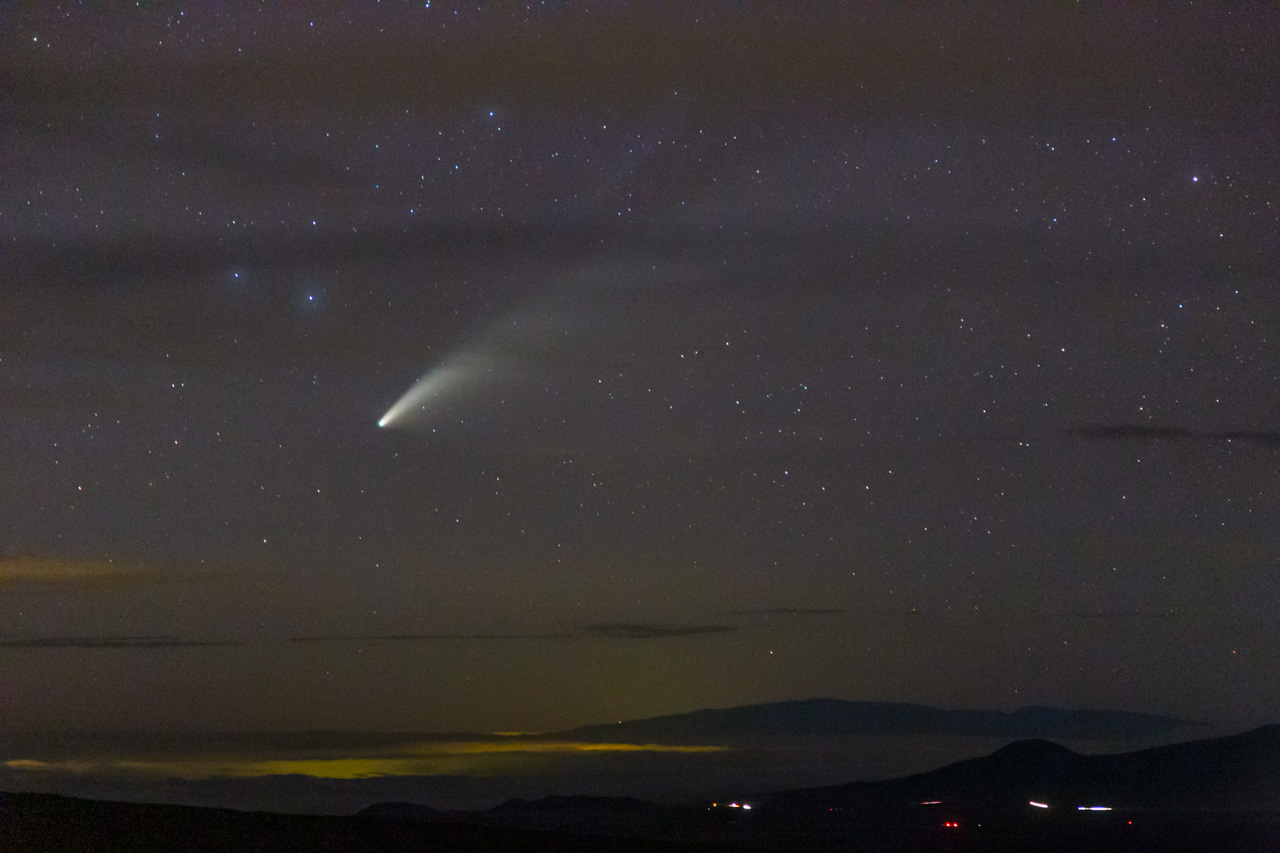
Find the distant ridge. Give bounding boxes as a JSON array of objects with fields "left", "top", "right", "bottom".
[
  {"left": 765, "top": 723, "right": 1280, "bottom": 812},
  {"left": 357, "top": 725, "right": 1280, "bottom": 848},
  {"left": 4, "top": 726, "right": 1276, "bottom": 851},
  {"left": 555, "top": 698, "right": 1188, "bottom": 743}
]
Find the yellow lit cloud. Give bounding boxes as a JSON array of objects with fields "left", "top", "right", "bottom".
[
  {"left": 4, "top": 741, "right": 728, "bottom": 781},
  {"left": 0, "top": 557, "right": 162, "bottom": 590}
]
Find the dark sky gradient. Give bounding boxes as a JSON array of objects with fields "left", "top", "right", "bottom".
[{"left": 3, "top": 5, "right": 1279, "bottom": 735}]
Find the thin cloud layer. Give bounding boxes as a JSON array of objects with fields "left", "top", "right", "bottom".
[
  {"left": 288, "top": 632, "right": 573, "bottom": 643},
  {"left": 293, "top": 623, "right": 740, "bottom": 643},
  {"left": 0, "top": 636, "right": 237, "bottom": 649},
  {"left": 1068, "top": 610, "right": 1178, "bottom": 621},
  {"left": 4, "top": 623, "right": 741, "bottom": 651},
  {"left": 579, "top": 623, "right": 738, "bottom": 639},
  {"left": 734, "top": 608, "right": 845, "bottom": 616},
  {"left": 1063, "top": 425, "right": 1280, "bottom": 445}
]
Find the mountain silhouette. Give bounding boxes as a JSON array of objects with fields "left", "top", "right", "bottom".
[{"left": 765, "top": 724, "right": 1280, "bottom": 812}]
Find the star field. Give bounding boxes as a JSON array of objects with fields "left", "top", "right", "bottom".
[{"left": 2, "top": 5, "right": 1279, "bottom": 735}]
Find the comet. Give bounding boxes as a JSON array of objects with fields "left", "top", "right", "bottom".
[
  {"left": 377, "top": 280, "right": 624, "bottom": 430},
  {"left": 377, "top": 352, "right": 499, "bottom": 428}
]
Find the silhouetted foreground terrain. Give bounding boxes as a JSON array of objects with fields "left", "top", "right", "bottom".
[
  {"left": 0, "top": 793, "right": 724, "bottom": 853},
  {"left": 0, "top": 700, "right": 1202, "bottom": 814},
  {"left": 3, "top": 726, "right": 1278, "bottom": 851}
]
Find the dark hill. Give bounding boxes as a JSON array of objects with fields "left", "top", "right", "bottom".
[
  {"left": 766, "top": 724, "right": 1280, "bottom": 812},
  {"left": 0, "top": 791, "right": 719, "bottom": 852}
]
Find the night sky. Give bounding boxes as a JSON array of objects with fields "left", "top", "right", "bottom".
[{"left": 4, "top": 5, "right": 1279, "bottom": 739}]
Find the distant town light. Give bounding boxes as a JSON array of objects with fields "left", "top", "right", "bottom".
[
  {"left": 1077, "top": 806, "right": 1112, "bottom": 811},
  {"left": 920, "top": 800, "right": 941, "bottom": 805},
  {"left": 1029, "top": 801, "right": 1049, "bottom": 809}
]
